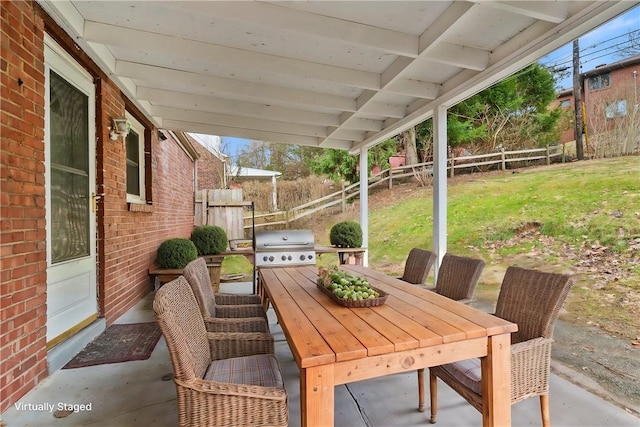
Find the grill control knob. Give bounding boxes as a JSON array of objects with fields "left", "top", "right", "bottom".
[
  {"left": 268, "top": 256, "right": 274, "bottom": 262},
  {"left": 307, "top": 255, "right": 313, "bottom": 260},
  {"left": 299, "top": 254, "right": 306, "bottom": 261},
  {"left": 281, "top": 255, "right": 287, "bottom": 261},
  {"left": 262, "top": 256, "right": 268, "bottom": 262},
  {"left": 288, "top": 255, "right": 292, "bottom": 261}
]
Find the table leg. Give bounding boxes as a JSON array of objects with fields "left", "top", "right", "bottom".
[
  {"left": 300, "top": 364, "right": 334, "bottom": 427},
  {"left": 481, "top": 333, "right": 511, "bottom": 426}
]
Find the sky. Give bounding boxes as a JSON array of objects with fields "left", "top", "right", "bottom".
[
  {"left": 221, "top": 136, "right": 252, "bottom": 162},
  {"left": 540, "top": 4, "right": 640, "bottom": 89},
  {"left": 220, "top": 5, "right": 640, "bottom": 160}
]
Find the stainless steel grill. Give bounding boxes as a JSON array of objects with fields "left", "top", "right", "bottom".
[{"left": 254, "top": 229, "right": 316, "bottom": 267}]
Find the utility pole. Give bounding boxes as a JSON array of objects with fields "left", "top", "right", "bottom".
[{"left": 573, "top": 40, "right": 584, "bottom": 160}]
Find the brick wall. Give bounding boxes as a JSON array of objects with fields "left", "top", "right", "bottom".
[
  {"left": 99, "top": 116, "right": 196, "bottom": 322},
  {"left": 550, "top": 94, "right": 576, "bottom": 144},
  {"left": 1, "top": 0, "right": 196, "bottom": 412},
  {"left": 582, "top": 61, "right": 640, "bottom": 156},
  {"left": 584, "top": 65, "right": 639, "bottom": 135},
  {"left": 0, "top": 0, "right": 49, "bottom": 413},
  {"left": 192, "top": 136, "right": 226, "bottom": 190}
]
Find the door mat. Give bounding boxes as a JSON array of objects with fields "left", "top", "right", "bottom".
[{"left": 63, "top": 322, "right": 162, "bottom": 369}]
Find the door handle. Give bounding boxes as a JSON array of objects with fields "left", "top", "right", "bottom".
[{"left": 91, "top": 192, "right": 104, "bottom": 213}]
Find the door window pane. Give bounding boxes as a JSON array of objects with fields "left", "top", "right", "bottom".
[{"left": 49, "top": 70, "right": 90, "bottom": 263}]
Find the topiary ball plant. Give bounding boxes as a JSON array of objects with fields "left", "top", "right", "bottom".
[
  {"left": 156, "top": 238, "right": 198, "bottom": 269},
  {"left": 190, "top": 225, "right": 228, "bottom": 255},
  {"left": 329, "top": 220, "right": 363, "bottom": 248}
]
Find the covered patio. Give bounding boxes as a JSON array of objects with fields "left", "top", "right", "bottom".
[
  {"left": 2, "top": 286, "right": 638, "bottom": 427},
  {"left": 3, "top": 1, "right": 640, "bottom": 423},
  {"left": 37, "top": 0, "right": 639, "bottom": 264}
]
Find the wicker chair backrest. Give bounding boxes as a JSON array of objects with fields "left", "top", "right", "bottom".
[
  {"left": 153, "top": 276, "right": 211, "bottom": 381},
  {"left": 495, "top": 266, "right": 573, "bottom": 344},
  {"left": 183, "top": 257, "right": 216, "bottom": 318},
  {"left": 402, "top": 248, "right": 437, "bottom": 285},
  {"left": 435, "top": 254, "right": 484, "bottom": 301}
]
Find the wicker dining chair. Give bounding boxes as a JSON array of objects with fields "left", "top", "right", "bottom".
[
  {"left": 416, "top": 253, "right": 485, "bottom": 411},
  {"left": 186, "top": 257, "right": 264, "bottom": 305},
  {"left": 400, "top": 248, "right": 437, "bottom": 285},
  {"left": 183, "top": 258, "right": 269, "bottom": 333},
  {"left": 428, "top": 266, "right": 573, "bottom": 426},
  {"left": 430, "top": 253, "right": 485, "bottom": 304},
  {"left": 154, "top": 276, "right": 287, "bottom": 427}
]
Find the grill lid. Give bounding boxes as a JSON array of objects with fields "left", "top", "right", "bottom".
[
  {"left": 255, "top": 230, "right": 316, "bottom": 267},
  {"left": 255, "top": 230, "right": 314, "bottom": 251}
]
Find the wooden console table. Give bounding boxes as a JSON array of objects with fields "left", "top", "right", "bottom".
[
  {"left": 314, "top": 245, "right": 366, "bottom": 265},
  {"left": 149, "top": 254, "right": 225, "bottom": 290}
]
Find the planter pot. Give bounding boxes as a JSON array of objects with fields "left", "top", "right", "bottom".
[
  {"left": 201, "top": 255, "right": 225, "bottom": 293},
  {"left": 389, "top": 155, "right": 406, "bottom": 168}
]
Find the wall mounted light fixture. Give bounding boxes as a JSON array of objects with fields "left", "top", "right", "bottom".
[{"left": 109, "top": 118, "right": 131, "bottom": 141}]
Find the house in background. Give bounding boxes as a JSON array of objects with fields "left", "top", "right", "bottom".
[
  {"left": 554, "top": 54, "right": 640, "bottom": 156},
  {"left": 551, "top": 88, "right": 576, "bottom": 144},
  {"left": 582, "top": 54, "right": 640, "bottom": 156},
  {"left": 1, "top": 2, "right": 198, "bottom": 413},
  {"left": 188, "top": 133, "right": 229, "bottom": 191}
]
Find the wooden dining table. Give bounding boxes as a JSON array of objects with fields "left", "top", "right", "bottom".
[{"left": 258, "top": 265, "right": 517, "bottom": 427}]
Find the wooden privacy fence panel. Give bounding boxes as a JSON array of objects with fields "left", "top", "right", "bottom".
[{"left": 195, "top": 189, "right": 249, "bottom": 240}]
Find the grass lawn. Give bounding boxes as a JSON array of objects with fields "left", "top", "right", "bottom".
[
  {"left": 225, "top": 156, "right": 640, "bottom": 339},
  {"left": 365, "top": 156, "right": 639, "bottom": 339}
]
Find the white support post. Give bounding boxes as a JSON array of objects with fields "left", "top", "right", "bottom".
[
  {"left": 272, "top": 175, "right": 278, "bottom": 211},
  {"left": 432, "top": 105, "right": 448, "bottom": 283},
  {"left": 359, "top": 148, "right": 369, "bottom": 267}
]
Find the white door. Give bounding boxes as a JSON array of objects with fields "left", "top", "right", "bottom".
[{"left": 45, "top": 37, "right": 98, "bottom": 345}]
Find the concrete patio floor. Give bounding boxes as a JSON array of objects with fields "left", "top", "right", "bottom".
[{"left": 2, "top": 284, "right": 638, "bottom": 427}]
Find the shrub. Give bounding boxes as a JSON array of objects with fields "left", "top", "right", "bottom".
[
  {"left": 156, "top": 238, "right": 198, "bottom": 269},
  {"left": 329, "top": 220, "right": 363, "bottom": 248},
  {"left": 190, "top": 225, "right": 228, "bottom": 255}
]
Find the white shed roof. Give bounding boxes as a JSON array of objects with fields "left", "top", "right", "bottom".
[{"left": 229, "top": 167, "right": 282, "bottom": 179}]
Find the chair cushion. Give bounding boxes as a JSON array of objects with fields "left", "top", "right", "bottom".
[
  {"left": 442, "top": 358, "right": 482, "bottom": 395},
  {"left": 204, "top": 354, "right": 283, "bottom": 388}
]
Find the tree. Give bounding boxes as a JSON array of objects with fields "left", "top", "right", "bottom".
[
  {"left": 615, "top": 29, "right": 640, "bottom": 59},
  {"left": 397, "top": 127, "right": 418, "bottom": 165},
  {"left": 235, "top": 141, "right": 322, "bottom": 179},
  {"left": 236, "top": 140, "right": 270, "bottom": 169},
  {"left": 307, "top": 139, "right": 396, "bottom": 183},
  {"left": 308, "top": 149, "right": 359, "bottom": 182},
  {"left": 414, "top": 63, "right": 561, "bottom": 155}
]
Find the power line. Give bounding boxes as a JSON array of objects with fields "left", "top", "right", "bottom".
[
  {"left": 541, "top": 28, "right": 640, "bottom": 70},
  {"left": 543, "top": 40, "right": 639, "bottom": 71},
  {"left": 541, "top": 29, "right": 639, "bottom": 65}
]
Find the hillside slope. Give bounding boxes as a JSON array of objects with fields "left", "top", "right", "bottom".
[{"left": 298, "top": 157, "right": 640, "bottom": 414}]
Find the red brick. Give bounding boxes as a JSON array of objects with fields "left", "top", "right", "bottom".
[
  {"left": 1, "top": 231, "right": 25, "bottom": 244},
  {"left": 1, "top": 0, "right": 192, "bottom": 412},
  {"left": 2, "top": 99, "right": 22, "bottom": 119},
  {"left": 11, "top": 286, "right": 37, "bottom": 303},
  {"left": 0, "top": 303, "right": 22, "bottom": 322},
  {"left": 24, "top": 294, "right": 45, "bottom": 311},
  {"left": 12, "top": 309, "right": 37, "bottom": 329}
]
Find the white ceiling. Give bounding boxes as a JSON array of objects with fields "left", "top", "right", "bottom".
[{"left": 39, "top": 1, "right": 638, "bottom": 153}]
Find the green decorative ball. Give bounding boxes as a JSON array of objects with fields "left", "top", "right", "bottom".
[
  {"left": 156, "top": 238, "right": 198, "bottom": 269},
  {"left": 190, "top": 225, "right": 228, "bottom": 255},
  {"left": 329, "top": 221, "right": 363, "bottom": 248}
]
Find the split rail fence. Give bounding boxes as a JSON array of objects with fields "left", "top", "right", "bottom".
[{"left": 197, "top": 145, "right": 566, "bottom": 232}]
